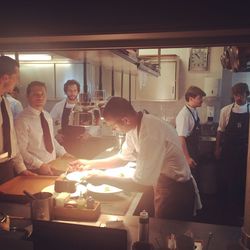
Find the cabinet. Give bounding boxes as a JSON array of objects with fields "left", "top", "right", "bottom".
[{"left": 135, "top": 57, "right": 179, "bottom": 101}]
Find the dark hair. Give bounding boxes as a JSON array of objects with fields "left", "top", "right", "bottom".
[
  {"left": 0, "top": 56, "right": 19, "bottom": 77},
  {"left": 26, "top": 81, "right": 47, "bottom": 95},
  {"left": 232, "top": 82, "right": 250, "bottom": 96},
  {"left": 64, "top": 79, "right": 80, "bottom": 94},
  {"left": 103, "top": 97, "right": 136, "bottom": 119},
  {"left": 13, "top": 86, "right": 20, "bottom": 93},
  {"left": 185, "top": 86, "right": 206, "bottom": 101}
]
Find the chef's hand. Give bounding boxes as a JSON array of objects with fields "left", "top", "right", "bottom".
[
  {"left": 214, "top": 147, "right": 221, "bottom": 160},
  {"left": 62, "top": 153, "right": 76, "bottom": 161},
  {"left": 86, "top": 171, "right": 106, "bottom": 186},
  {"left": 187, "top": 157, "right": 197, "bottom": 168},
  {"left": 68, "top": 159, "right": 91, "bottom": 172},
  {"left": 38, "top": 164, "right": 54, "bottom": 176},
  {"left": 19, "top": 170, "right": 37, "bottom": 176}
]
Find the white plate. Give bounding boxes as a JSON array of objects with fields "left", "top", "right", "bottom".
[
  {"left": 66, "top": 171, "right": 90, "bottom": 182},
  {"left": 66, "top": 170, "right": 104, "bottom": 182},
  {"left": 86, "top": 183, "right": 122, "bottom": 194},
  {"left": 42, "top": 184, "right": 87, "bottom": 198},
  {"left": 105, "top": 167, "right": 135, "bottom": 178}
]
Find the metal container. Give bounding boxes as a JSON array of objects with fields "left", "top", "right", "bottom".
[{"left": 31, "top": 192, "right": 53, "bottom": 221}]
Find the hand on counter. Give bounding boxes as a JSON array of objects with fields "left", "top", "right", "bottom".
[
  {"left": 62, "top": 153, "right": 76, "bottom": 161},
  {"left": 68, "top": 159, "right": 91, "bottom": 172},
  {"left": 38, "top": 163, "right": 54, "bottom": 175}
]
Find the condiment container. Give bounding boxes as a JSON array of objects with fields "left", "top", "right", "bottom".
[{"left": 138, "top": 210, "right": 149, "bottom": 242}]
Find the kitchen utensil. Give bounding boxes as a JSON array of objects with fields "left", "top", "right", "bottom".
[
  {"left": 23, "top": 190, "right": 37, "bottom": 200},
  {"left": 31, "top": 192, "right": 53, "bottom": 221}
]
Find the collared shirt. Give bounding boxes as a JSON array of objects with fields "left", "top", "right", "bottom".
[
  {"left": 175, "top": 105, "right": 199, "bottom": 137},
  {"left": 50, "top": 99, "right": 76, "bottom": 133},
  {"left": 0, "top": 96, "right": 26, "bottom": 173},
  {"left": 5, "top": 94, "right": 23, "bottom": 119},
  {"left": 119, "top": 113, "right": 191, "bottom": 186},
  {"left": 15, "top": 105, "right": 66, "bottom": 170},
  {"left": 218, "top": 102, "right": 249, "bottom": 132}
]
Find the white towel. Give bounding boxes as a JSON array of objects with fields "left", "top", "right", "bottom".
[{"left": 191, "top": 175, "right": 203, "bottom": 216}]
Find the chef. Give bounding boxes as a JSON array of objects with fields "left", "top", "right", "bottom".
[
  {"left": 70, "top": 97, "right": 202, "bottom": 220},
  {"left": 175, "top": 86, "right": 206, "bottom": 175},
  {"left": 215, "top": 82, "right": 249, "bottom": 220},
  {"left": 50, "top": 79, "right": 80, "bottom": 144},
  {"left": 0, "top": 56, "right": 35, "bottom": 184}
]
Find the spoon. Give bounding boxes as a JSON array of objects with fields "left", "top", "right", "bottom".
[{"left": 23, "top": 190, "right": 37, "bottom": 200}]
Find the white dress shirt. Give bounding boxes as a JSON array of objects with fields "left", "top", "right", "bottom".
[
  {"left": 15, "top": 105, "right": 66, "bottom": 170},
  {"left": 5, "top": 94, "right": 23, "bottom": 119},
  {"left": 175, "top": 105, "right": 199, "bottom": 137},
  {"left": 119, "top": 113, "right": 191, "bottom": 186},
  {"left": 217, "top": 102, "right": 249, "bottom": 132},
  {"left": 50, "top": 99, "right": 75, "bottom": 133},
  {"left": 0, "top": 96, "right": 26, "bottom": 173}
]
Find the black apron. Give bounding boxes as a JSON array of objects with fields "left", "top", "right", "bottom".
[
  {"left": 221, "top": 104, "right": 249, "bottom": 215},
  {"left": 61, "top": 101, "right": 72, "bottom": 135},
  {"left": 185, "top": 105, "right": 201, "bottom": 163}
]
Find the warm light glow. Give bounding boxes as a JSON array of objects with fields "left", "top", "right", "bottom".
[
  {"left": 19, "top": 54, "right": 52, "bottom": 61},
  {"left": 5, "top": 53, "right": 52, "bottom": 61}
]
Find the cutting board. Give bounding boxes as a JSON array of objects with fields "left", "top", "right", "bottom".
[{"left": 0, "top": 176, "right": 57, "bottom": 195}]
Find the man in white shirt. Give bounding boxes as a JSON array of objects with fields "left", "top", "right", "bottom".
[
  {"left": 0, "top": 56, "right": 35, "bottom": 184},
  {"left": 215, "top": 82, "right": 249, "bottom": 220},
  {"left": 50, "top": 79, "right": 80, "bottom": 144},
  {"left": 15, "top": 81, "right": 74, "bottom": 175},
  {"left": 176, "top": 86, "right": 206, "bottom": 181},
  {"left": 70, "top": 97, "right": 201, "bottom": 220}
]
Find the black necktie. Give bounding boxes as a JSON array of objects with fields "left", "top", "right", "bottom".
[
  {"left": 1, "top": 98, "right": 12, "bottom": 157},
  {"left": 40, "top": 111, "right": 53, "bottom": 153}
]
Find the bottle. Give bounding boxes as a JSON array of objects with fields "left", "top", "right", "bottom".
[{"left": 138, "top": 210, "right": 149, "bottom": 242}]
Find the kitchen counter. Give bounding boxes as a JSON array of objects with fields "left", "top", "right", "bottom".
[{"left": 0, "top": 214, "right": 244, "bottom": 250}]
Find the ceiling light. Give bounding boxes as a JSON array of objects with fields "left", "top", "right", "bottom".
[
  {"left": 19, "top": 54, "right": 52, "bottom": 61},
  {"left": 4, "top": 53, "right": 52, "bottom": 61}
]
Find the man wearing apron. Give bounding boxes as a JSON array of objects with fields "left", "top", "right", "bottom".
[
  {"left": 176, "top": 86, "right": 206, "bottom": 182},
  {"left": 50, "top": 80, "right": 80, "bottom": 144},
  {"left": 0, "top": 56, "right": 35, "bottom": 184},
  {"left": 215, "top": 82, "right": 249, "bottom": 221}
]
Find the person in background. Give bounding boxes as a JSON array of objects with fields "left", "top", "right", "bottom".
[
  {"left": 50, "top": 79, "right": 80, "bottom": 144},
  {"left": 0, "top": 56, "right": 36, "bottom": 184},
  {"left": 15, "top": 81, "right": 74, "bottom": 176},
  {"left": 70, "top": 97, "right": 202, "bottom": 220},
  {"left": 175, "top": 86, "right": 206, "bottom": 181},
  {"left": 5, "top": 86, "right": 23, "bottom": 119},
  {"left": 214, "top": 82, "right": 249, "bottom": 220}
]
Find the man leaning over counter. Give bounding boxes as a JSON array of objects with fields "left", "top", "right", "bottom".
[
  {"left": 70, "top": 97, "right": 202, "bottom": 220},
  {"left": 0, "top": 56, "right": 36, "bottom": 184},
  {"left": 15, "top": 81, "right": 74, "bottom": 176}
]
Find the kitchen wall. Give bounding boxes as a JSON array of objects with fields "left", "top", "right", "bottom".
[
  {"left": 132, "top": 47, "right": 224, "bottom": 125},
  {"left": 16, "top": 47, "right": 225, "bottom": 125}
]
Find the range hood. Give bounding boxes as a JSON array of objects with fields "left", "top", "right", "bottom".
[
  {"left": 51, "top": 49, "right": 160, "bottom": 77},
  {"left": 112, "top": 49, "right": 160, "bottom": 77}
]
